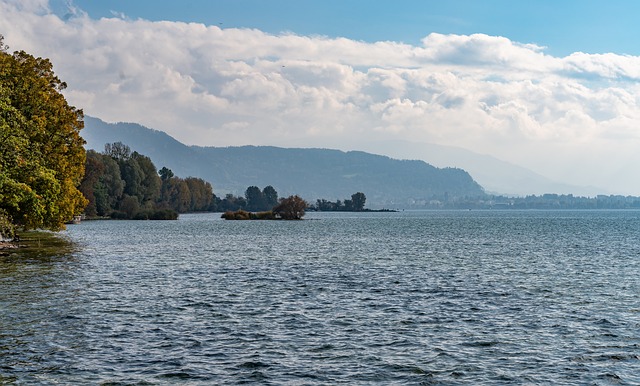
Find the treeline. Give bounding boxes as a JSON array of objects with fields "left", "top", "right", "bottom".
[
  {"left": 310, "top": 192, "right": 367, "bottom": 211},
  {"left": 221, "top": 195, "right": 308, "bottom": 220},
  {"left": 80, "top": 142, "right": 214, "bottom": 219},
  {"left": 215, "top": 185, "right": 308, "bottom": 220},
  {"left": 215, "top": 185, "right": 280, "bottom": 212}
]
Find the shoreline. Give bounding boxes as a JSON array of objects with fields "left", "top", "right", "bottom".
[{"left": 0, "top": 241, "right": 19, "bottom": 250}]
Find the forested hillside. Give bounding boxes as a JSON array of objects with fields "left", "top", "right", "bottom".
[{"left": 83, "top": 117, "right": 485, "bottom": 208}]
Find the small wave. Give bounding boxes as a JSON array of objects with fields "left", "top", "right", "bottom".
[
  {"left": 238, "top": 361, "right": 271, "bottom": 369},
  {"left": 463, "top": 341, "right": 500, "bottom": 348}
]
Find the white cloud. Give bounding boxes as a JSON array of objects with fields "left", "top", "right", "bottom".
[{"left": 2, "top": 1, "right": 640, "bottom": 193}]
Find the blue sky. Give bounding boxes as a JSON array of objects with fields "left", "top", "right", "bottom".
[
  {"left": 69, "top": 0, "right": 640, "bottom": 56},
  {"left": 3, "top": 0, "right": 640, "bottom": 195}
]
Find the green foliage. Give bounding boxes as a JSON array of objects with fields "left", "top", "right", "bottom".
[
  {"left": 313, "top": 192, "right": 367, "bottom": 211},
  {"left": 80, "top": 149, "right": 123, "bottom": 217},
  {"left": 351, "top": 192, "right": 366, "bottom": 211},
  {"left": 118, "top": 195, "right": 140, "bottom": 218},
  {"left": 245, "top": 185, "right": 266, "bottom": 211},
  {"left": 78, "top": 150, "right": 105, "bottom": 217},
  {"left": 184, "top": 177, "right": 213, "bottom": 212},
  {"left": 132, "top": 209, "right": 179, "bottom": 220},
  {"left": 110, "top": 211, "right": 128, "bottom": 220},
  {"left": 132, "top": 152, "right": 161, "bottom": 205},
  {"left": 218, "top": 185, "right": 280, "bottom": 213},
  {"left": 216, "top": 193, "right": 247, "bottom": 212},
  {"left": 80, "top": 144, "right": 215, "bottom": 219},
  {"left": 0, "top": 209, "right": 15, "bottom": 240},
  {"left": 160, "top": 177, "right": 190, "bottom": 212},
  {"left": 263, "top": 185, "right": 279, "bottom": 209},
  {"left": 120, "top": 156, "right": 144, "bottom": 198},
  {"left": 159, "top": 167, "right": 174, "bottom": 181},
  {"left": 0, "top": 38, "right": 87, "bottom": 231}
]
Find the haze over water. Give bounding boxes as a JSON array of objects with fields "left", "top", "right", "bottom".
[{"left": 2, "top": 210, "right": 640, "bottom": 384}]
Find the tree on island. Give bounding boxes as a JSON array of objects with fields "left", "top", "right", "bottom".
[
  {"left": 245, "top": 186, "right": 266, "bottom": 211},
  {"left": 221, "top": 193, "right": 308, "bottom": 220},
  {"left": 244, "top": 185, "right": 280, "bottom": 212},
  {"left": 273, "top": 195, "right": 308, "bottom": 220},
  {"left": 215, "top": 185, "right": 280, "bottom": 213},
  {"left": 312, "top": 192, "right": 367, "bottom": 211},
  {"left": 263, "top": 185, "right": 279, "bottom": 209},
  {"left": 0, "top": 35, "right": 87, "bottom": 237},
  {"left": 350, "top": 192, "right": 366, "bottom": 211}
]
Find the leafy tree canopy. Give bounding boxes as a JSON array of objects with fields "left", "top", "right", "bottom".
[
  {"left": 80, "top": 144, "right": 215, "bottom": 218},
  {"left": 273, "top": 195, "right": 308, "bottom": 220},
  {"left": 0, "top": 35, "right": 87, "bottom": 235}
]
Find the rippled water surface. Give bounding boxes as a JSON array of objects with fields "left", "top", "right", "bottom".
[{"left": 2, "top": 210, "right": 640, "bottom": 384}]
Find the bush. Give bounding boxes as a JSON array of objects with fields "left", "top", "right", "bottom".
[
  {"left": 129, "top": 209, "right": 178, "bottom": 220},
  {"left": 221, "top": 210, "right": 252, "bottom": 220},
  {"left": 253, "top": 211, "right": 275, "bottom": 220},
  {"left": 133, "top": 211, "right": 149, "bottom": 220},
  {"left": 0, "top": 210, "right": 15, "bottom": 240},
  {"left": 110, "top": 211, "right": 128, "bottom": 220},
  {"left": 273, "top": 195, "right": 308, "bottom": 220},
  {"left": 149, "top": 209, "right": 178, "bottom": 220},
  {"left": 221, "top": 209, "right": 275, "bottom": 220}
]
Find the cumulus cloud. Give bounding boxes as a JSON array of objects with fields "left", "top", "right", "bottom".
[{"left": 2, "top": 0, "right": 640, "bottom": 193}]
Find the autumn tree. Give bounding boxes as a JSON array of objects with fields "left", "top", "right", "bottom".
[
  {"left": 185, "top": 177, "right": 213, "bottom": 211},
  {"left": 273, "top": 195, "right": 308, "bottom": 220},
  {"left": 159, "top": 177, "right": 191, "bottom": 213},
  {"left": 78, "top": 150, "right": 106, "bottom": 217},
  {"left": 0, "top": 36, "right": 87, "bottom": 234}
]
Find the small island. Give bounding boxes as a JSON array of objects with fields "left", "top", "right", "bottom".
[
  {"left": 222, "top": 195, "right": 307, "bottom": 220},
  {"left": 309, "top": 192, "right": 397, "bottom": 212}
]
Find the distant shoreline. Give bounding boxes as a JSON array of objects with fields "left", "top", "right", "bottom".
[{"left": 309, "top": 208, "right": 398, "bottom": 213}]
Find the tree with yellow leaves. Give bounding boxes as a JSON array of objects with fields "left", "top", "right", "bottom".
[{"left": 0, "top": 35, "right": 87, "bottom": 236}]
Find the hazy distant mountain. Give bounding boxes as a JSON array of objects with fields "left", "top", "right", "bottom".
[
  {"left": 82, "top": 116, "right": 484, "bottom": 207},
  {"left": 353, "top": 139, "right": 606, "bottom": 197}
]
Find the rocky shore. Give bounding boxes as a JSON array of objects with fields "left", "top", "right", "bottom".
[{"left": 0, "top": 241, "right": 18, "bottom": 250}]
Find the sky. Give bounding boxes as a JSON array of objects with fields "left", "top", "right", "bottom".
[{"left": 2, "top": 0, "right": 640, "bottom": 194}]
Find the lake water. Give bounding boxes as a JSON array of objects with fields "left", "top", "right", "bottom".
[{"left": 1, "top": 210, "right": 640, "bottom": 384}]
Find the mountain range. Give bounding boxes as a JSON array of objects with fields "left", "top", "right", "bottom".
[
  {"left": 81, "top": 117, "right": 485, "bottom": 208},
  {"left": 355, "top": 140, "right": 605, "bottom": 196}
]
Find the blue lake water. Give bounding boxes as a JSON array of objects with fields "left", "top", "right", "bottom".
[{"left": 1, "top": 210, "right": 640, "bottom": 384}]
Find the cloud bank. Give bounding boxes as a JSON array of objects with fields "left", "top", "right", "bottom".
[{"left": 2, "top": 0, "right": 640, "bottom": 194}]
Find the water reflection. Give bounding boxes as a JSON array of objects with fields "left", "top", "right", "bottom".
[{"left": 0, "top": 231, "right": 83, "bottom": 384}]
